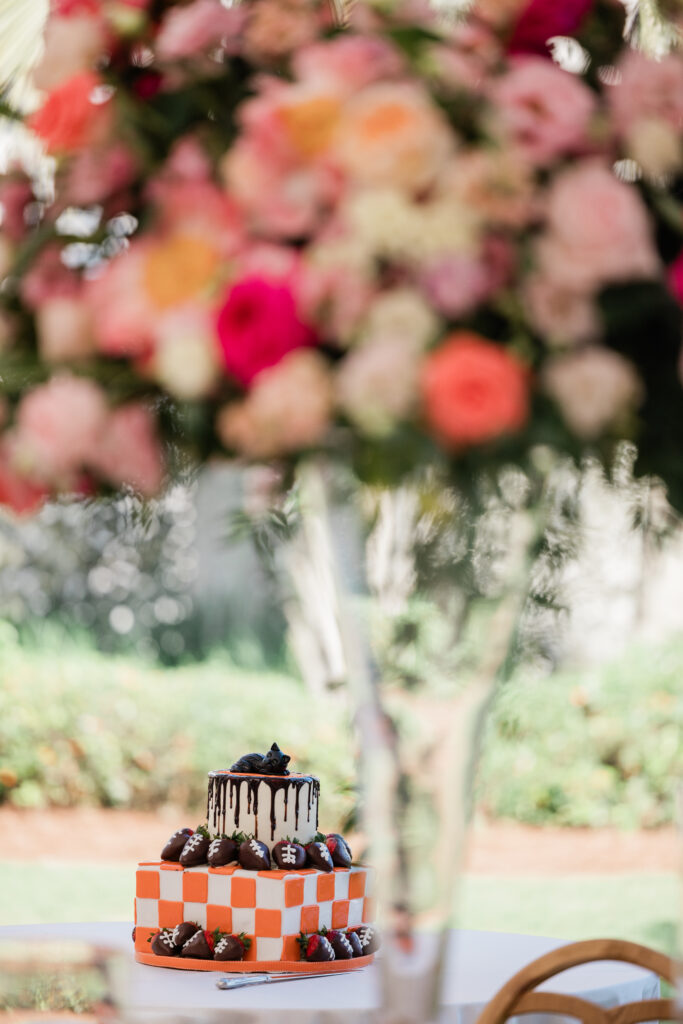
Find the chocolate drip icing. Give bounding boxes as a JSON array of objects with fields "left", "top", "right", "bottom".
[{"left": 207, "top": 771, "right": 319, "bottom": 841}]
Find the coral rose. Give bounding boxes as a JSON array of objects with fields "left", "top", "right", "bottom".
[
  {"left": 29, "top": 71, "right": 111, "bottom": 154},
  {"left": 216, "top": 275, "right": 316, "bottom": 386},
  {"left": 421, "top": 333, "right": 529, "bottom": 447},
  {"left": 334, "top": 83, "right": 453, "bottom": 194},
  {"left": 0, "top": 444, "right": 49, "bottom": 516}
]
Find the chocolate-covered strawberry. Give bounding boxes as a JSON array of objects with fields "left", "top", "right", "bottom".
[
  {"left": 151, "top": 929, "right": 178, "bottom": 957},
  {"left": 302, "top": 934, "right": 335, "bottom": 963},
  {"left": 179, "top": 827, "right": 210, "bottom": 867},
  {"left": 238, "top": 837, "right": 271, "bottom": 871},
  {"left": 326, "top": 929, "right": 354, "bottom": 960},
  {"left": 180, "top": 929, "right": 215, "bottom": 959},
  {"left": 172, "top": 922, "right": 200, "bottom": 949},
  {"left": 350, "top": 924, "right": 380, "bottom": 954},
  {"left": 207, "top": 837, "right": 238, "bottom": 868},
  {"left": 272, "top": 840, "right": 306, "bottom": 870},
  {"left": 161, "top": 827, "right": 194, "bottom": 861},
  {"left": 346, "top": 930, "right": 363, "bottom": 957},
  {"left": 214, "top": 932, "right": 251, "bottom": 961},
  {"left": 305, "top": 841, "right": 334, "bottom": 872},
  {"left": 325, "top": 833, "right": 352, "bottom": 868}
]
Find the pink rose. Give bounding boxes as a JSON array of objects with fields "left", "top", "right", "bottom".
[
  {"left": 336, "top": 336, "right": 421, "bottom": 437},
  {"left": 524, "top": 273, "right": 600, "bottom": 346},
  {"left": 491, "top": 57, "right": 595, "bottom": 165},
  {"left": 216, "top": 276, "right": 317, "bottom": 386},
  {"left": 543, "top": 347, "right": 643, "bottom": 438},
  {"left": 609, "top": 50, "right": 683, "bottom": 139},
  {"left": 243, "top": 0, "right": 319, "bottom": 62},
  {"left": 13, "top": 375, "right": 108, "bottom": 484},
  {"left": 36, "top": 296, "right": 94, "bottom": 362},
  {"left": 216, "top": 350, "right": 332, "bottom": 458},
  {"left": 155, "top": 0, "right": 242, "bottom": 60},
  {"left": 146, "top": 179, "right": 244, "bottom": 259},
  {"left": 292, "top": 35, "right": 405, "bottom": 95},
  {"left": 65, "top": 143, "right": 137, "bottom": 205},
  {"left": 91, "top": 403, "right": 165, "bottom": 497},
  {"left": 20, "top": 245, "right": 80, "bottom": 310},
  {"left": 164, "top": 137, "right": 213, "bottom": 182},
  {"left": 86, "top": 246, "right": 156, "bottom": 358},
  {"left": 420, "top": 253, "right": 493, "bottom": 318},
  {"left": 507, "top": 0, "right": 594, "bottom": 57},
  {"left": 538, "top": 161, "right": 660, "bottom": 292},
  {"left": 0, "top": 180, "right": 33, "bottom": 242}
]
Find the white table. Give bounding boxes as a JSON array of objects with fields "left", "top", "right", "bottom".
[{"left": 0, "top": 922, "right": 660, "bottom": 1024}]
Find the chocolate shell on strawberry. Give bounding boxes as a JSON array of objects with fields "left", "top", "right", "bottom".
[
  {"left": 305, "top": 841, "right": 334, "bottom": 872},
  {"left": 302, "top": 933, "right": 335, "bottom": 962},
  {"left": 161, "top": 827, "right": 194, "bottom": 861},
  {"left": 272, "top": 840, "right": 306, "bottom": 870},
  {"left": 326, "top": 929, "right": 354, "bottom": 960},
  {"left": 179, "top": 829, "right": 210, "bottom": 867},
  {"left": 238, "top": 837, "right": 271, "bottom": 871},
  {"left": 214, "top": 932, "right": 251, "bottom": 961},
  {"left": 346, "top": 930, "right": 363, "bottom": 957},
  {"left": 350, "top": 924, "right": 381, "bottom": 954},
  {"left": 207, "top": 837, "right": 238, "bottom": 868},
  {"left": 151, "top": 929, "right": 177, "bottom": 957},
  {"left": 180, "top": 929, "right": 215, "bottom": 959},
  {"left": 325, "top": 833, "right": 352, "bottom": 868},
  {"left": 172, "top": 922, "right": 200, "bottom": 949}
]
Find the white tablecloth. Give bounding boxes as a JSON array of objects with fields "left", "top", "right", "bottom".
[{"left": 0, "top": 922, "right": 660, "bottom": 1024}]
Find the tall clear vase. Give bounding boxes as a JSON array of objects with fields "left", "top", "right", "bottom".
[{"left": 296, "top": 459, "right": 550, "bottom": 1024}]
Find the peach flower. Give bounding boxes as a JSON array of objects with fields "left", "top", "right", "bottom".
[
  {"left": 421, "top": 332, "right": 528, "bottom": 447},
  {"left": 334, "top": 83, "right": 454, "bottom": 194},
  {"left": 13, "top": 375, "right": 108, "bottom": 484},
  {"left": 28, "top": 72, "right": 112, "bottom": 154},
  {"left": 543, "top": 347, "right": 643, "bottom": 438},
  {"left": 217, "top": 349, "right": 333, "bottom": 458},
  {"left": 244, "top": 0, "right": 319, "bottom": 61},
  {"left": 36, "top": 296, "right": 95, "bottom": 362},
  {"left": 92, "top": 403, "right": 165, "bottom": 497},
  {"left": 86, "top": 246, "right": 156, "bottom": 357},
  {"left": 142, "top": 233, "right": 220, "bottom": 310},
  {"left": 491, "top": 57, "right": 595, "bottom": 165},
  {"left": 538, "top": 161, "right": 660, "bottom": 293},
  {"left": 33, "top": 10, "right": 107, "bottom": 91},
  {"left": 442, "top": 149, "right": 535, "bottom": 228}
]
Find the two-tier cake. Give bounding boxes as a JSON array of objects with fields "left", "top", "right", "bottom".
[{"left": 133, "top": 743, "right": 379, "bottom": 971}]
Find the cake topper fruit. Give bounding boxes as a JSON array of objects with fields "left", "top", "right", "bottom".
[
  {"left": 349, "top": 924, "right": 381, "bottom": 954},
  {"left": 214, "top": 932, "right": 252, "bottom": 961},
  {"left": 172, "top": 922, "right": 200, "bottom": 949},
  {"left": 207, "top": 836, "right": 239, "bottom": 867},
  {"left": 160, "top": 827, "right": 194, "bottom": 861},
  {"left": 305, "top": 840, "right": 334, "bottom": 872},
  {"left": 324, "top": 832, "right": 352, "bottom": 868},
  {"left": 298, "top": 933, "right": 336, "bottom": 963},
  {"left": 346, "top": 930, "right": 363, "bottom": 958},
  {"left": 180, "top": 929, "right": 215, "bottom": 959},
  {"left": 150, "top": 929, "right": 177, "bottom": 956},
  {"left": 272, "top": 839, "right": 307, "bottom": 869},
  {"left": 179, "top": 825, "right": 210, "bottom": 866},
  {"left": 238, "top": 837, "right": 271, "bottom": 870},
  {"left": 230, "top": 742, "right": 291, "bottom": 776},
  {"left": 325, "top": 929, "right": 355, "bottom": 960}
]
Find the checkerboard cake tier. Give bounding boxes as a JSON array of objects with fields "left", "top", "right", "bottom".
[
  {"left": 134, "top": 861, "right": 375, "bottom": 963},
  {"left": 206, "top": 771, "right": 320, "bottom": 850}
]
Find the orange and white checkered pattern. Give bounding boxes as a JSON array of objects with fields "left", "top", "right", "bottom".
[{"left": 134, "top": 862, "right": 376, "bottom": 962}]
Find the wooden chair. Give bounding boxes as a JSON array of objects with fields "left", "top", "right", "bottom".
[{"left": 475, "top": 939, "right": 681, "bottom": 1024}]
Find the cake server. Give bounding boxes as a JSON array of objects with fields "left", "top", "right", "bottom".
[{"left": 216, "top": 969, "right": 358, "bottom": 990}]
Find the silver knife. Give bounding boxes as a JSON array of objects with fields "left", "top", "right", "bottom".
[{"left": 216, "top": 969, "right": 359, "bottom": 990}]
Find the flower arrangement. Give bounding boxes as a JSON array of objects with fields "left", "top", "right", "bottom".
[{"left": 0, "top": 0, "right": 682, "bottom": 514}]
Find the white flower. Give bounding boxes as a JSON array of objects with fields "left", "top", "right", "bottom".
[
  {"left": 336, "top": 336, "right": 422, "bottom": 437},
  {"left": 543, "top": 346, "right": 643, "bottom": 439},
  {"left": 155, "top": 310, "right": 219, "bottom": 400},
  {"left": 358, "top": 288, "right": 440, "bottom": 350}
]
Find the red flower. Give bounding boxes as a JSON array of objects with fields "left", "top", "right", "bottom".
[
  {"left": 0, "top": 449, "right": 48, "bottom": 517},
  {"left": 508, "top": 0, "right": 594, "bottom": 57},
  {"left": 669, "top": 250, "right": 683, "bottom": 306},
  {"left": 216, "top": 276, "right": 316, "bottom": 387},
  {"left": 28, "top": 71, "right": 109, "bottom": 154},
  {"left": 421, "top": 332, "right": 529, "bottom": 448}
]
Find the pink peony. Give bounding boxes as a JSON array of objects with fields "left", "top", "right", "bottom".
[
  {"left": 0, "top": 180, "right": 34, "bottom": 242},
  {"left": 524, "top": 273, "right": 600, "bottom": 345},
  {"left": 538, "top": 161, "right": 660, "bottom": 292},
  {"left": 13, "top": 375, "right": 108, "bottom": 484},
  {"left": 507, "top": 0, "right": 594, "bottom": 57},
  {"left": 164, "top": 136, "right": 213, "bottom": 182},
  {"left": 420, "top": 253, "right": 495, "bottom": 318},
  {"left": 92, "top": 403, "right": 165, "bottom": 497},
  {"left": 215, "top": 276, "right": 317, "bottom": 386},
  {"left": 491, "top": 57, "right": 595, "bottom": 165},
  {"left": 292, "top": 35, "right": 405, "bottom": 95},
  {"left": 609, "top": 50, "right": 683, "bottom": 139},
  {"left": 65, "top": 142, "right": 137, "bottom": 205},
  {"left": 33, "top": 10, "right": 107, "bottom": 91},
  {"left": 20, "top": 245, "right": 80, "bottom": 309},
  {"left": 543, "top": 347, "right": 643, "bottom": 438},
  {"left": 155, "top": 0, "right": 242, "bottom": 60},
  {"left": 243, "top": 0, "right": 319, "bottom": 62},
  {"left": 216, "top": 350, "right": 333, "bottom": 458},
  {"left": 36, "top": 296, "right": 95, "bottom": 362},
  {"left": 146, "top": 179, "right": 244, "bottom": 259},
  {"left": 86, "top": 246, "right": 156, "bottom": 358}
]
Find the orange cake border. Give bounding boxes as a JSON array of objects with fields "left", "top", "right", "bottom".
[{"left": 135, "top": 951, "right": 375, "bottom": 973}]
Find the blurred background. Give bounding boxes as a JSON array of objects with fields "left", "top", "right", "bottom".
[{"left": 1, "top": 457, "right": 681, "bottom": 954}]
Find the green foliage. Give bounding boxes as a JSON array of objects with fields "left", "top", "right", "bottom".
[{"left": 477, "top": 640, "right": 683, "bottom": 828}]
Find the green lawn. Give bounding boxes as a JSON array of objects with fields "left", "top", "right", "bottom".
[{"left": 2, "top": 862, "right": 677, "bottom": 955}]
